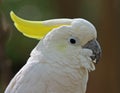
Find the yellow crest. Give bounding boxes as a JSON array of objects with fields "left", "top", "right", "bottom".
[{"left": 10, "top": 11, "right": 72, "bottom": 39}]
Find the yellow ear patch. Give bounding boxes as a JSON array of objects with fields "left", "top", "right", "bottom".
[{"left": 10, "top": 11, "right": 72, "bottom": 39}]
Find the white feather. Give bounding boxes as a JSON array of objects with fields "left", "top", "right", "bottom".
[{"left": 5, "top": 18, "right": 97, "bottom": 93}]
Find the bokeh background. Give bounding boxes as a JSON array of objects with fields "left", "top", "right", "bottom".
[{"left": 0, "top": 0, "right": 120, "bottom": 93}]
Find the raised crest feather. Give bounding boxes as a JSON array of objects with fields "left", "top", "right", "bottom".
[{"left": 10, "top": 11, "right": 72, "bottom": 39}]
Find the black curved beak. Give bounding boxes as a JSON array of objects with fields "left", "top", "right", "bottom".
[{"left": 83, "top": 39, "right": 101, "bottom": 63}]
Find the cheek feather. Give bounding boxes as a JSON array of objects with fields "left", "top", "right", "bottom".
[{"left": 56, "top": 45, "right": 66, "bottom": 52}]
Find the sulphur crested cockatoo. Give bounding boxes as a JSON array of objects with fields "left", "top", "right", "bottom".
[{"left": 5, "top": 11, "right": 101, "bottom": 93}]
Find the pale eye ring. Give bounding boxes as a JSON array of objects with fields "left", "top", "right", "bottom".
[{"left": 68, "top": 36, "right": 80, "bottom": 45}]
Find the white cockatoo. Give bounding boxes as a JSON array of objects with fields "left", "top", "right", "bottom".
[{"left": 5, "top": 11, "right": 101, "bottom": 93}]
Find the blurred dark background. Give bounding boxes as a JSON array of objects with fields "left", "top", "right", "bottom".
[{"left": 0, "top": 0, "right": 120, "bottom": 93}]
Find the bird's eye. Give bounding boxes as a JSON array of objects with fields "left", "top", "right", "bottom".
[
  {"left": 68, "top": 36, "right": 80, "bottom": 45},
  {"left": 70, "top": 38, "right": 76, "bottom": 44}
]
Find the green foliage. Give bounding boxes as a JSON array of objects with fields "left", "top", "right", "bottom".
[
  {"left": 2, "top": 0, "right": 58, "bottom": 20},
  {"left": 1, "top": 0, "right": 58, "bottom": 65}
]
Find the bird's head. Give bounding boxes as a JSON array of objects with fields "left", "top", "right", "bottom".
[
  {"left": 40, "top": 19, "right": 101, "bottom": 71},
  {"left": 10, "top": 11, "right": 101, "bottom": 71}
]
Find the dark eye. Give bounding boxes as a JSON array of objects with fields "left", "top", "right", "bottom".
[
  {"left": 68, "top": 36, "right": 80, "bottom": 45},
  {"left": 70, "top": 38, "right": 76, "bottom": 44}
]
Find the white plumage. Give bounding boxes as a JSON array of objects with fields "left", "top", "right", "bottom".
[{"left": 5, "top": 18, "right": 101, "bottom": 93}]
